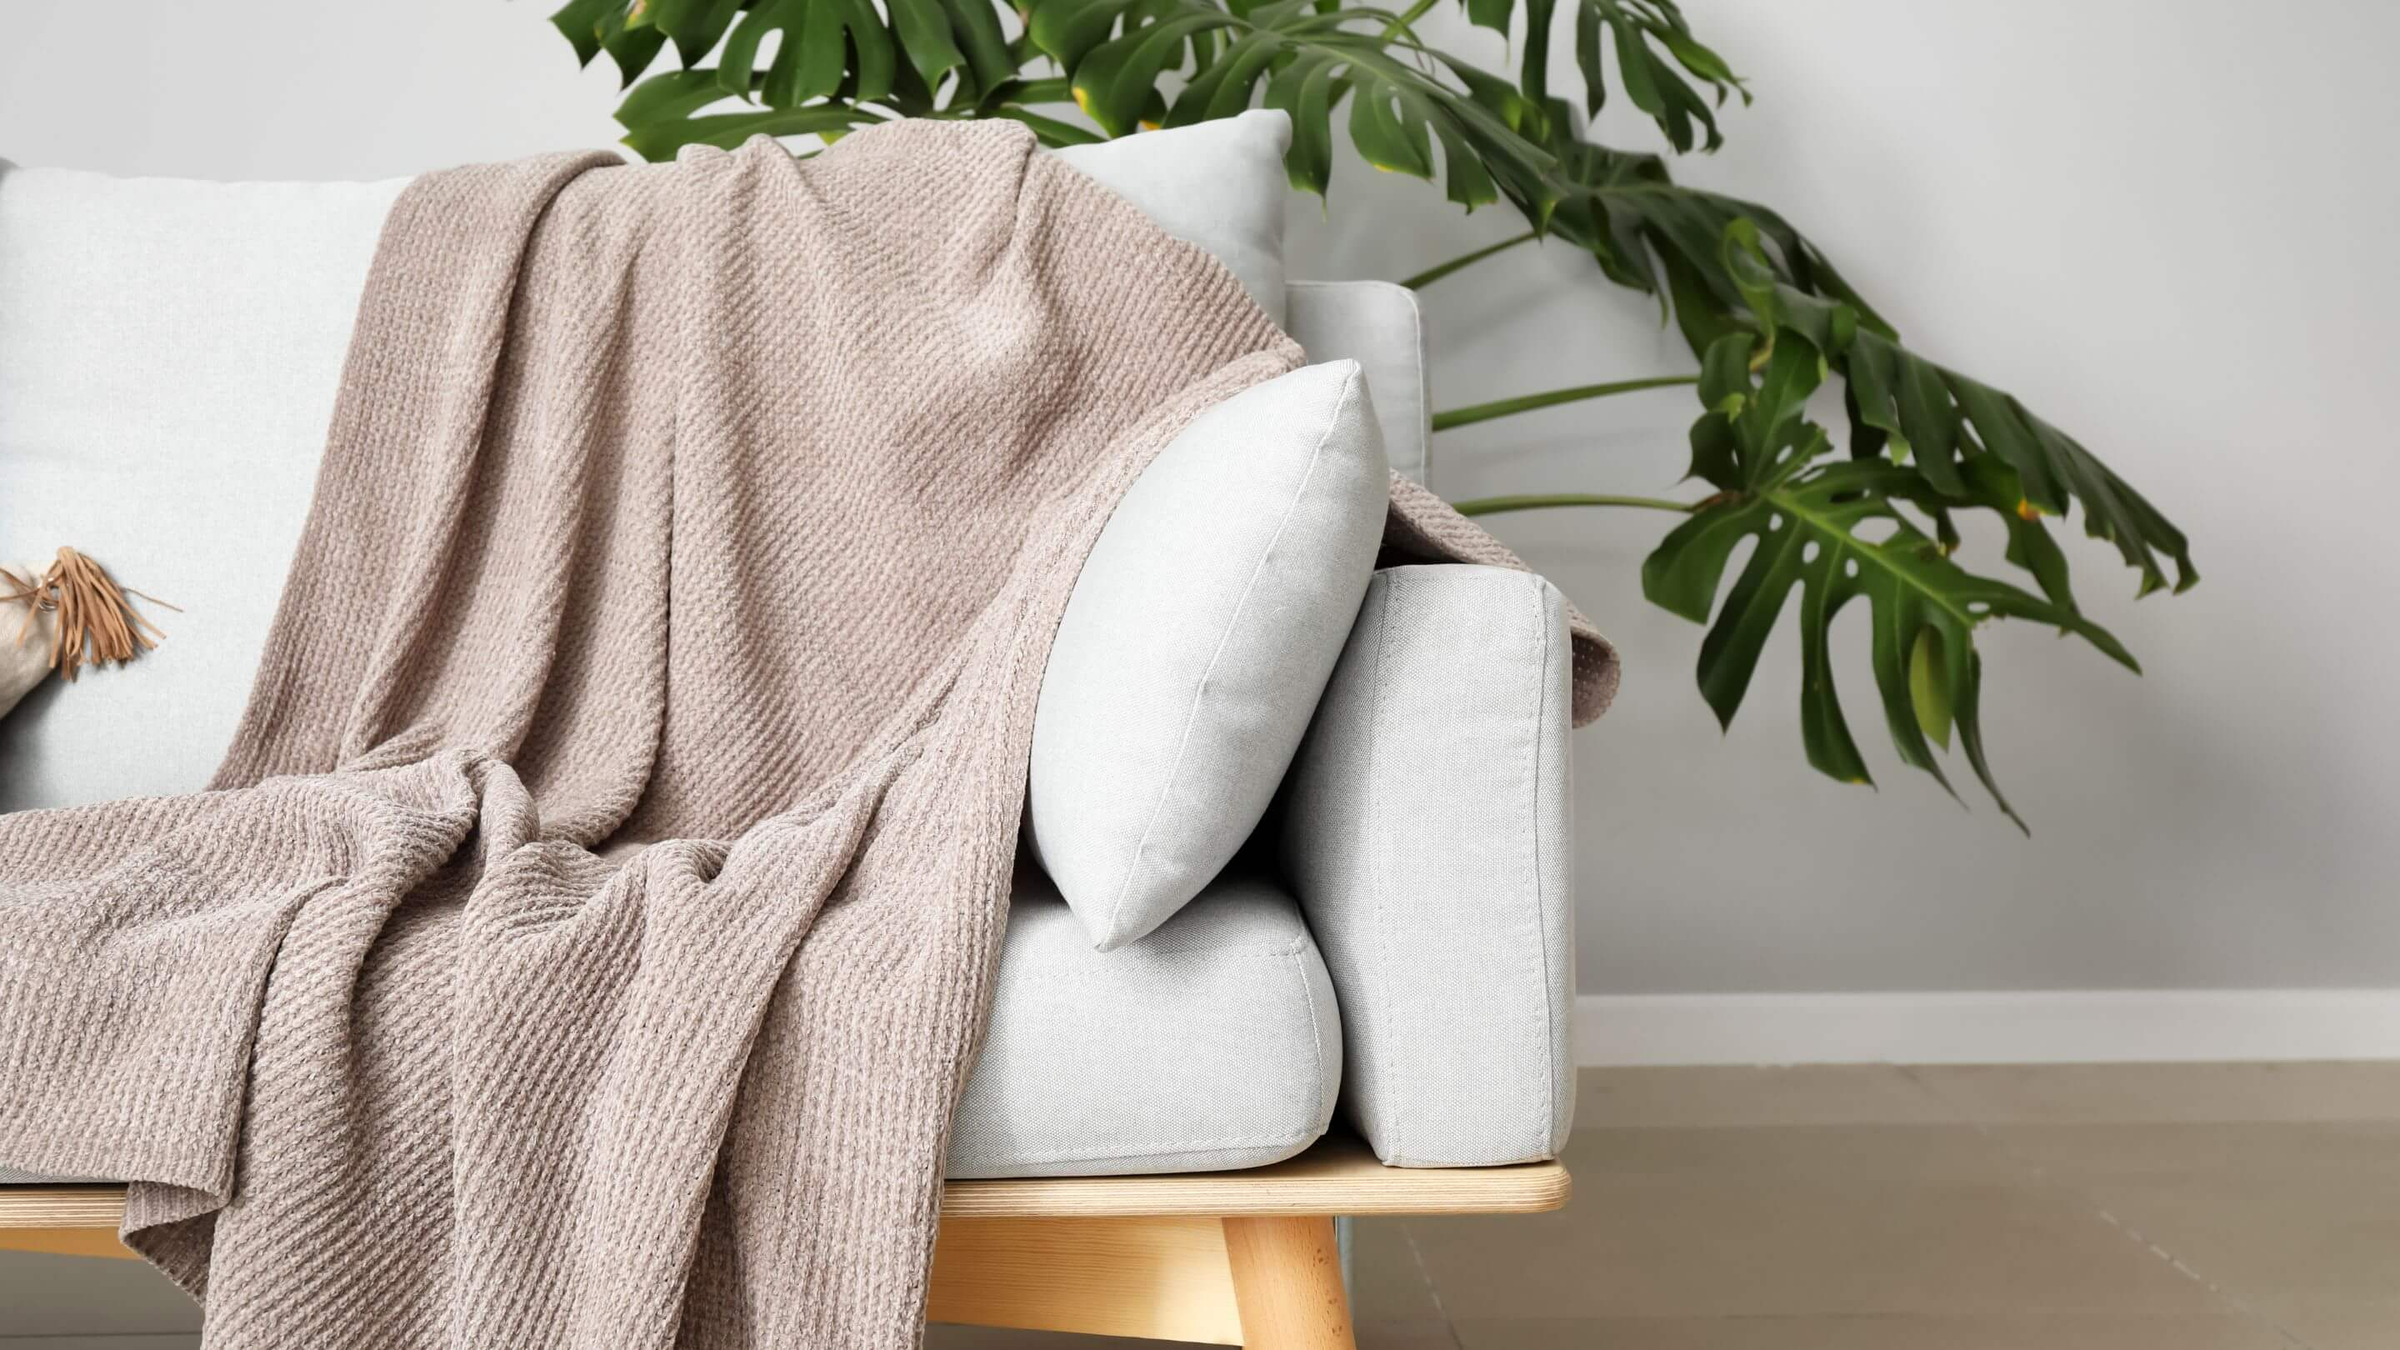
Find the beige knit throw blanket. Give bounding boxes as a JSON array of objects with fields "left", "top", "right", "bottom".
[{"left": 0, "top": 120, "right": 1616, "bottom": 1347}]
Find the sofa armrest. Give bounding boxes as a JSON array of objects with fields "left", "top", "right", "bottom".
[{"left": 1279, "top": 564, "right": 1575, "bottom": 1167}]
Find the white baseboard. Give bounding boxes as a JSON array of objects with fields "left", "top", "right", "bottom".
[{"left": 1574, "top": 990, "right": 2400, "bottom": 1065}]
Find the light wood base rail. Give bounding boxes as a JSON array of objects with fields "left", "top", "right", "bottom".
[{"left": 0, "top": 1135, "right": 1568, "bottom": 1349}]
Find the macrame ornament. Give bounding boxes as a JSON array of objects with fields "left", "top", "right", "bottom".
[{"left": 1, "top": 547, "right": 175, "bottom": 684}]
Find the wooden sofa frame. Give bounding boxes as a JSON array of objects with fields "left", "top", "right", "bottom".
[{"left": 0, "top": 1136, "right": 1566, "bottom": 1348}]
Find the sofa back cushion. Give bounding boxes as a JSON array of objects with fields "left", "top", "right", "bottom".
[
  {"left": 0, "top": 167, "right": 406, "bottom": 810},
  {"left": 1285, "top": 280, "right": 1428, "bottom": 484},
  {"left": 1053, "top": 110, "right": 1291, "bottom": 328}
]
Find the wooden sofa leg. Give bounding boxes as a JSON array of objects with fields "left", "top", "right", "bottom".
[{"left": 1222, "top": 1216, "right": 1357, "bottom": 1350}]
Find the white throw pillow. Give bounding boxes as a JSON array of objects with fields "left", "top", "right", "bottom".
[
  {"left": 1, "top": 562, "right": 52, "bottom": 721},
  {"left": 1029, "top": 360, "right": 1388, "bottom": 951},
  {"left": 1053, "top": 110, "right": 1290, "bottom": 327}
]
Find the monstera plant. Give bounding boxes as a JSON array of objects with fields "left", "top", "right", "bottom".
[{"left": 543, "top": 0, "right": 2196, "bottom": 829}]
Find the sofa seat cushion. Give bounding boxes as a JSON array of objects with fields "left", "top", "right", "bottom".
[
  {"left": 0, "top": 868, "right": 1338, "bottom": 1184},
  {"left": 950, "top": 868, "right": 1340, "bottom": 1177}
]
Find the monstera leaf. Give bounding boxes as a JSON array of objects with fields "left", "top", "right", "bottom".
[
  {"left": 1458, "top": 0, "right": 1743, "bottom": 152},
  {"left": 613, "top": 69, "right": 894, "bottom": 158},
  {"left": 1781, "top": 286, "right": 2196, "bottom": 599},
  {"left": 1507, "top": 137, "right": 2198, "bottom": 598},
  {"left": 1637, "top": 234, "right": 2142, "bottom": 829},
  {"left": 1033, "top": 0, "right": 1747, "bottom": 206},
  {"left": 1699, "top": 219, "right": 2197, "bottom": 598},
  {"left": 1644, "top": 455, "right": 2112, "bottom": 832},
  {"left": 582, "top": 0, "right": 1033, "bottom": 157},
  {"left": 564, "top": 0, "right": 1740, "bottom": 221},
  {"left": 1521, "top": 119, "right": 1877, "bottom": 345},
  {"left": 1034, "top": 0, "right": 1550, "bottom": 207}
]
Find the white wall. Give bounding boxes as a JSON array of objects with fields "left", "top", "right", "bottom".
[
  {"left": 1290, "top": 0, "right": 2400, "bottom": 999},
  {"left": 3, "top": 0, "right": 2392, "bottom": 1002}
]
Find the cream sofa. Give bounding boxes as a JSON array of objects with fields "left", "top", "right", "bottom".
[{"left": 0, "top": 131, "right": 1576, "bottom": 1190}]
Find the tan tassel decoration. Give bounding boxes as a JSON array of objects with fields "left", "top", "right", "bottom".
[{"left": 0, "top": 548, "right": 178, "bottom": 683}]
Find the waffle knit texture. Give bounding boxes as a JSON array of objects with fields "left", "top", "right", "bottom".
[{"left": 0, "top": 119, "right": 1615, "bottom": 1348}]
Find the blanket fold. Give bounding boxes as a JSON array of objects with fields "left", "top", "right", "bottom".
[{"left": 0, "top": 119, "right": 1612, "bottom": 1348}]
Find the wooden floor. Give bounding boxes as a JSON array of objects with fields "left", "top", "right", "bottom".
[{"left": 9, "top": 1064, "right": 2400, "bottom": 1349}]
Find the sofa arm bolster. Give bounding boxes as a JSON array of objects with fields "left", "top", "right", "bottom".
[{"left": 1279, "top": 564, "right": 1575, "bottom": 1167}]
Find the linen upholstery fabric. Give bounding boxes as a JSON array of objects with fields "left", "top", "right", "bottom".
[
  {"left": 1029, "top": 360, "right": 1389, "bottom": 950},
  {"left": 1286, "top": 280, "right": 1430, "bottom": 483},
  {"left": 951, "top": 869, "right": 1339, "bottom": 1177},
  {"left": 0, "top": 123, "right": 1310, "bottom": 1348},
  {"left": 1281, "top": 565, "right": 1577, "bottom": 1166},
  {"left": 1052, "top": 110, "right": 1291, "bottom": 327}
]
